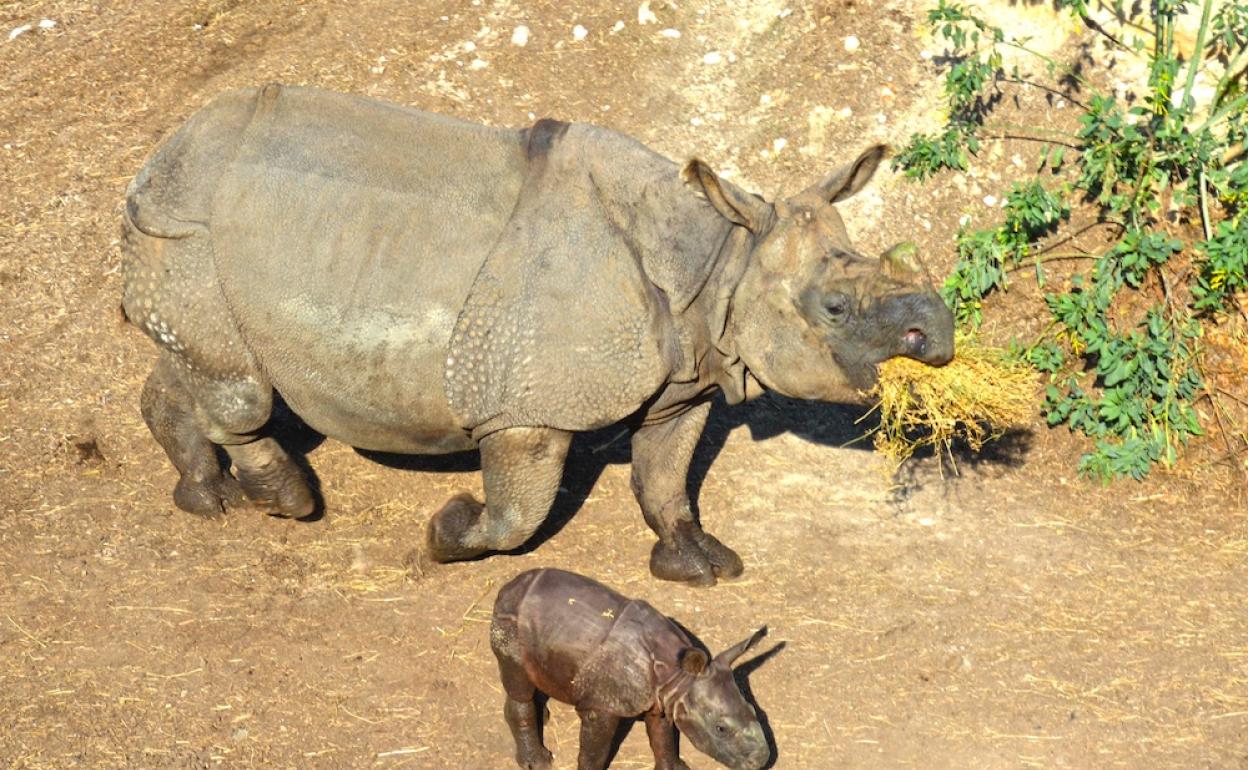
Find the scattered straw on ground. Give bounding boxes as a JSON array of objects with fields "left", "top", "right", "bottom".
[{"left": 865, "top": 332, "right": 1038, "bottom": 466}]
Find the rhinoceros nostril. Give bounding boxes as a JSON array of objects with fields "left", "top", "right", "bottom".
[{"left": 903, "top": 328, "right": 927, "bottom": 352}]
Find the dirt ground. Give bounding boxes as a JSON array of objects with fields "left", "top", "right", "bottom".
[{"left": 1, "top": 1, "right": 1246, "bottom": 768}]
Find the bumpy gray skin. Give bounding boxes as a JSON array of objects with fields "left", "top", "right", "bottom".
[
  {"left": 491, "top": 568, "right": 769, "bottom": 770},
  {"left": 122, "top": 84, "right": 955, "bottom": 584}
]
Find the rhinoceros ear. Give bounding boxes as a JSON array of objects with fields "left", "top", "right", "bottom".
[
  {"left": 796, "top": 145, "right": 888, "bottom": 205},
  {"left": 678, "top": 647, "right": 710, "bottom": 676},
  {"left": 713, "top": 627, "right": 768, "bottom": 669},
  {"left": 681, "top": 158, "right": 770, "bottom": 232}
]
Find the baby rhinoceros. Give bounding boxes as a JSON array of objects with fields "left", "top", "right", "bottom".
[{"left": 491, "top": 568, "right": 769, "bottom": 770}]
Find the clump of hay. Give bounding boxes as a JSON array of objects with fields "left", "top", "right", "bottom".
[{"left": 863, "top": 332, "right": 1038, "bottom": 467}]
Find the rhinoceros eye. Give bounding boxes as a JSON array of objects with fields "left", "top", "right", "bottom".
[{"left": 823, "top": 293, "right": 850, "bottom": 323}]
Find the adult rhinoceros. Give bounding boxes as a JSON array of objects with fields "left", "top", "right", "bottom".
[{"left": 122, "top": 84, "right": 953, "bottom": 585}]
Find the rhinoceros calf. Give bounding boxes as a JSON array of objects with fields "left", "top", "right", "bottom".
[
  {"left": 491, "top": 568, "right": 769, "bottom": 770},
  {"left": 121, "top": 84, "right": 954, "bottom": 585}
]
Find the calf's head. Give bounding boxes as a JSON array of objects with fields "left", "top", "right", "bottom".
[
  {"left": 683, "top": 146, "right": 955, "bottom": 401},
  {"left": 670, "top": 629, "right": 770, "bottom": 770}
]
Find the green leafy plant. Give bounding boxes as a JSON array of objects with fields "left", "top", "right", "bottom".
[{"left": 896, "top": 0, "right": 1248, "bottom": 480}]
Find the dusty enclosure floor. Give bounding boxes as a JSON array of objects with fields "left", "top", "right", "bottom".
[{"left": 1, "top": 1, "right": 1246, "bottom": 768}]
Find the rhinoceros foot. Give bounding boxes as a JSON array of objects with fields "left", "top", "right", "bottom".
[
  {"left": 514, "top": 745, "right": 553, "bottom": 770},
  {"left": 650, "top": 523, "right": 744, "bottom": 586},
  {"left": 225, "top": 439, "right": 316, "bottom": 519},
  {"left": 426, "top": 493, "right": 489, "bottom": 563},
  {"left": 172, "top": 473, "right": 246, "bottom": 517}
]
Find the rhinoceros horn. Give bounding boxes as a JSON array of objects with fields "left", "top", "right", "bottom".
[
  {"left": 881, "top": 240, "right": 921, "bottom": 279},
  {"left": 712, "top": 627, "right": 768, "bottom": 669}
]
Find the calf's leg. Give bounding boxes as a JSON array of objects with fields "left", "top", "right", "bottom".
[
  {"left": 575, "top": 708, "right": 621, "bottom": 770},
  {"left": 644, "top": 710, "right": 691, "bottom": 770}
]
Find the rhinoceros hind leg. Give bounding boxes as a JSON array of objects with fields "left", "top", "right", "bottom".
[
  {"left": 426, "top": 427, "right": 572, "bottom": 563},
  {"left": 425, "top": 493, "right": 486, "bottom": 562},
  {"left": 223, "top": 439, "right": 316, "bottom": 519},
  {"left": 492, "top": 620, "right": 554, "bottom": 770},
  {"left": 140, "top": 357, "right": 245, "bottom": 516}
]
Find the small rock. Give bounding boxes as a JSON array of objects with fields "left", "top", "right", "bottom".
[
  {"left": 38, "top": 19, "right": 57, "bottom": 30},
  {"left": 920, "top": 49, "right": 933, "bottom": 60},
  {"left": 8, "top": 24, "right": 32, "bottom": 41},
  {"left": 690, "top": 116, "right": 704, "bottom": 126},
  {"left": 610, "top": 20, "right": 625, "bottom": 33},
  {"left": 469, "top": 58, "right": 488, "bottom": 70},
  {"left": 875, "top": 113, "right": 887, "bottom": 124},
  {"left": 463, "top": 40, "right": 476, "bottom": 52},
  {"left": 837, "top": 106, "right": 853, "bottom": 118},
  {"left": 843, "top": 35, "right": 860, "bottom": 52},
  {"left": 572, "top": 24, "right": 588, "bottom": 41},
  {"left": 983, "top": 194, "right": 998, "bottom": 206},
  {"left": 638, "top": 1, "right": 658, "bottom": 24},
  {"left": 959, "top": 214, "right": 971, "bottom": 226},
  {"left": 659, "top": 28, "right": 681, "bottom": 39},
  {"left": 880, "top": 85, "right": 895, "bottom": 99},
  {"left": 511, "top": 25, "right": 530, "bottom": 46},
  {"left": 703, "top": 51, "right": 722, "bottom": 65},
  {"left": 772, "top": 138, "right": 788, "bottom": 154}
]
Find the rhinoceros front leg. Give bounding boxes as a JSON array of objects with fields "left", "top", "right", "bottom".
[
  {"left": 631, "top": 401, "right": 744, "bottom": 586},
  {"left": 575, "top": 708, "right": 621, "bottom": 770},
  {"left": 426, "top": 427, "right": 573, "bottom": 562},
  {"left": 644, "top": 710, "right": 692, "bottom": 770}
]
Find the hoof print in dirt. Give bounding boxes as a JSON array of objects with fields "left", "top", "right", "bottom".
[
  {"left": 490, "top": 568, "right": 771, "bottom": 770},
  {"left": 122, "top": 84, "right": 953, "bottom": 580}
]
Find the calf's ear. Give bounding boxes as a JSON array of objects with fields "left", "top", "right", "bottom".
[
  {"left": 713, "top": 627, "right": 768, "bottom": 669},
  {"left": 679, "top": 647, "right": 710, "bottom": 676},
  {"left": 794, "top": 145, "right": 888, "bottom": 206},
  {"left": 682, "top": 159, "right": 771, "bottom": 232}
]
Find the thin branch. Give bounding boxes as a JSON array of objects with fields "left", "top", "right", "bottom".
[
  {"left": 1078, "top": 12, "right": 1137, "bottom": 55},
  {"left": 1198, "top": 170, "right": 1213, "bottom": 241},
  {"left": 997, "top": 78, "right": 1091, "bottom": 110},
  {"left": 1032, "top": 220, "right": 1127, "bottom": 257},
  {"left": 1005, "top": 252, "right": 1100, "bottom": 273},
  {"left": 1217, "top": 387, "right": 1248, "bottom": 409}
]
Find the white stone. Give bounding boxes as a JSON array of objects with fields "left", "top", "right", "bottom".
[
  {"left": 659, "top": 28, "right": 681, "bottom": 39},
  {"left": 511, "top": 25, "right": 530, "bottom": 46},
  {"left": 772, "top": 137, "right": 788, "bottom": 153},
  {"left": 703, "top": 51, "right": 722, "bottom": 65},
  {"left": 638, "top": 1, "right": 658, "bottom": 24},
  {"left": 843, "top": 35, "right": 860, "bottom": 51},
  {"left": 572, "top": 25, "right": 588, "bottom": 41},
  {"left": 8, "top": 24, "right": 32, "bottom": 41},
  {"left": 610, "top": 20, "right": 625, "bottom": 33},
  {"left": 38, "top": 19, "right": 57, "bottom": 30},
  {"left": 983, "top": 195, "right": 998, "bottom": 206},
  {"left": 469, "top": 58, "right": 488, "bottom": 70}
]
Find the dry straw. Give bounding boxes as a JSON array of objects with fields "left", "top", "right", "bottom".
[{"left": 863, "top": 332, "right": 1038, "bottom": 467}]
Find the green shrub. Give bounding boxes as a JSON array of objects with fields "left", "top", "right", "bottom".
[{"left": 896, "top": 0, "right": 1248, "bottom": 480}]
